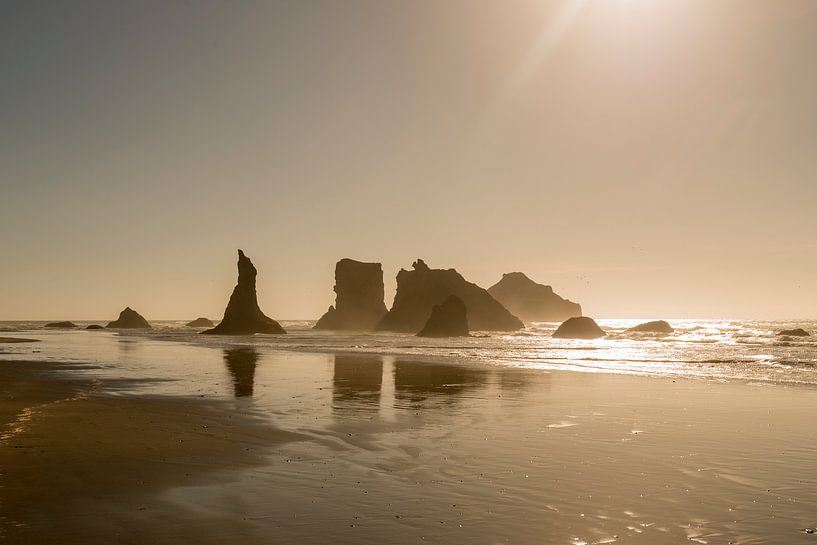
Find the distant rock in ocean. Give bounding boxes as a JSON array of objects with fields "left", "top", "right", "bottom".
[
  {"left": 376, "top": 259, "right": 523, "bottom": 333},
  {"left": 106, "top": 307, "right": 151, "bottom": 329},
  {"left": 314, "top": 259, "right": 388, "bottom": 330},
  {"left": 45, "top": 321, "right": 77, "bottom": 329},
  {"left": 627, "top": 320, "right": 674, "bottom": 334},
  {"left": 203, "top": 250, "right": 286, "bottom": 335},
  {"left": 553, "top": 316, "right": 605, "bottom": 339},
  {"left": 487, "top": 272, "right": 581, "bottom": 322},
  {"left": 186, "top": 317, "right": 215, "bottom": 328},
  {"left": 776, "top": 328, "right": 810, "bottom": 337},
  {"left": 85, "top": 324, "right": 104, "bottom": 330},
  {"left": 417, "top": 295, "right": 470, "bottom": 338}
]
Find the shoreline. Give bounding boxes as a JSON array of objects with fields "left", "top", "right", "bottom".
[
  {"left": 3, "top": 338, "right": 817, "bottom": 543},
  {"left": 0, "top": 359, "right": 305, "bottom": 544}
]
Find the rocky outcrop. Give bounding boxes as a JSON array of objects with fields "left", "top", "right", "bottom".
[
  {"left": 186, "top": 317, "right": 215, "bottom": 328},
  {"left": 376, "top": 259, "right": 523, "bottom": 333},
  {"left": 487, "top": 272, "right": 581, "bottom": 322},
  {"left": 314, "top": 259, "right": 388, "bottom": 330},
  {"left": 552, "top": 316, "right": 605, "bottom": 339},
  {"left": 777, "top": 328, "right": 810, "bottom": 337},
  {"left": 417, "top": 295, "right": 470, "bottom": 338},
  {"left": 85, "top": 324, "right": 104, "bottom": 330},
  {"left": 106, "top": 307, "right": 151, "bottom": 329},
  {"left": 203, "top": 250, "right": 285, "bottom": 335},
  {"left": 45, "top": 321, "right": 77, "bottom": 328},
  {"left": 628, "top": 320, "right": 674, "bottom": 334}
]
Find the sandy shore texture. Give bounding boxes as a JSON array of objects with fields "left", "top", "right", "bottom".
[
  {"left": 2, "top": 345, "right": 817, "bottom": 544},
  {"left": 0, "top": 360, "right": 303, "bottom": 544}
]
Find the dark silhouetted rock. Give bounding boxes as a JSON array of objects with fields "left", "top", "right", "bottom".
[
  {"left": 487, "top": 272, "right": 581, "bottom": 322},
  {"left": 377, "top": 259, "right": 523, "bottom": 333},
  {"left": 45, "top": 321, "right": 77, "bottom": 329},
  {"left": 417, "top": 295, "right": 470, "bottom": 338},
  {"left": 553, "top": 316, "right": 605, "bottom": 339},
  {"left": 85, "top": 324, "right": 104, "bottom": 330},
  {"left": 628, "top": 320, "right": 674, "bottom": 334},
  {"left": 203, "top": 250, "right": 285, "bottom": 335},
  {"left": 186, "top": 317, "right": 215, "bottom": 328},
  {"left": 314, "top": 259, "right": 388, "bottom": 330},
  {"left": 106, "top": 307, "right": 151, "bottom": 329},
  {"left": 777, "top": 328, "right": 810, "bottom": 337}
]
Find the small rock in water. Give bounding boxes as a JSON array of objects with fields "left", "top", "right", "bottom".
[{"left": 777, "top": 328, "right": 810, "bottom": 337}]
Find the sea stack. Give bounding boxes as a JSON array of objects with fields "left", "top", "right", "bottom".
[
  {"left": 202, "top": 250, "right": 285, "bottom": 335},
  {"left": 186, "top": 317, "right": 215, "bottom": 328},
  {"left": 314, "top": 258, "right": 388, "bottom": 330},
  {"left": 627, "top": 320, "right": 674, "bottom": 334},
  {"left": 553, "top": 316, "right": 605, "bottom": 339},
  {"left": 376, "top": 259, "right": 523, "bottom": 333},
  {"left": 106, "top": 307, "right": 151, "bottom": 329},
  {"left": 417, "top": 295, "right": 470, "bottom": 338},
  {"left": 487, "top": 272, "right": 581, "bottom": 322}
]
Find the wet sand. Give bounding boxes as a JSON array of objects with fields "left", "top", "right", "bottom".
[
  {"left": 0, "top": 360, "right": 303, "bottom": 544},
  {"left": 2, "top": 344, "right": 817, "bottom": 544}
]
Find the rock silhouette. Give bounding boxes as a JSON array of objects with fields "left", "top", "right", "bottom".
[
  {"left": 628, "top": 320, "right": 674, "bottom": 334},
  {"left": 186, "top": 317, "right": 215, "bottom": 328},
  {"left": 553, "top": 316, "right": 605, "bottom": 339},
  {"left": 106, "top": 307, "right": 151, "bottom": 329},
  {"left": 203, "top": 250, "right": 285, "bottom": 335},
  {"left": 417, "top": 295, "right": 470, "bottom": 338},
  {"left": 314, "top": 259, "right": 388, "bottom": 330},
  {"left": 487, "top": 272, "right": 581, "bottom": 322},
  {"left": 777, "top": 328, "right": 810, "bottom": 337},
  {"left": 45, "top": 321, "right": 77, "bottom": 328},
  {"left": 85, "top": 324, "right": 104, "bottom": 330},
  {"left": 377, "top": 259, "right": 523, "bottom": 333}
]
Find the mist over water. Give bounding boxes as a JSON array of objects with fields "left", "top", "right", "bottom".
[{"left": 3, "top": 319, "right": 816, "bottom": 386}]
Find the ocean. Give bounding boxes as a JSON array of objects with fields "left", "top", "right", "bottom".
[{"left": 2, "top": 319, "right": 816, "bottom": 386}]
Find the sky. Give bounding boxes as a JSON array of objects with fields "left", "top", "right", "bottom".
[{"left": 1, "top": 0, "right": 816, "bottom": 321}]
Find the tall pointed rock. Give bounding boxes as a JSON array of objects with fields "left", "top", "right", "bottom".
[{"left": 202, "top": 250, "right": 286, "bottom": 335}]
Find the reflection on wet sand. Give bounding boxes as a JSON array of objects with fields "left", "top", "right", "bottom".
[
  {"left": 393, "top": 359, "right": 489, "bottom": 404},
  {"left": 223, "top": 348, "right": 260, "bottom": 397},
  {"left": 332, "top": 355, "right": 383, "bottom": 411}
]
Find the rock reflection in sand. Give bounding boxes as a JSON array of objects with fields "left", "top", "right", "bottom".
[
  {"left": 332, "top": 355, "right": 383, "bottom": 412},
  {"left": 223, "top": 347, "right": 260, "bottom": 397},
  {"left": 393, "top": 360, "right": 488, "bottom": 404}
]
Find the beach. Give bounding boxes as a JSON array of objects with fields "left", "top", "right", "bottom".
[{"left": 2, "top": 331, "right": 817, "bottom": 544}]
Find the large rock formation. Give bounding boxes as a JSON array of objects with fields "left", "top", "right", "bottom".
[
  {"left": 314, "top": 259, "right": 388, "bottom": 330},
  {"left": 777, "top": 328, "right": 810, "bottom": 337},
  {"left": 45, "top": 321, "right": 77, "bottom": 329},
  {"left": 628, "top": 320, "right": 674, "bottom": 334},
  {"left": 552, "top": 316, "right": 605, "bottom": 339},
  {"left": 376, "top": 259, "right": 523, "bottom": 333},
  {"left": 417, "top": 295, "right": 470, "bottom": 338},
  {"left": 106, "top": 307, "right": 151, "bottom": 329},
  {"left": 186, "top": 317, "right": 215, "bottom": 328},
  {"left": 203, "top": 250, "right": 285, "bottom": 335},
  {"left": 487, "top": 272, "right": 581, "bottom": 322}
]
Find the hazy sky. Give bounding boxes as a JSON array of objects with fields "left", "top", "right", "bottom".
[{"left": 2, "top": 0, "right": 816, "bottom": 320}]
